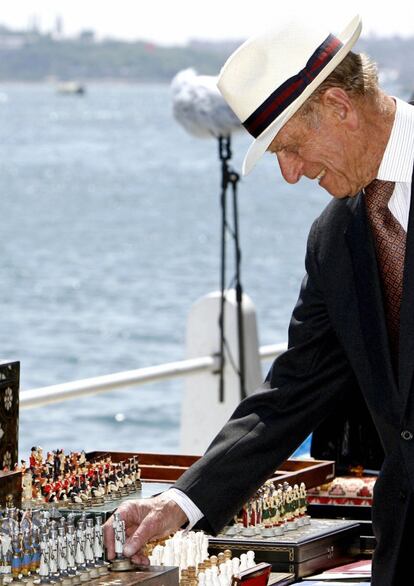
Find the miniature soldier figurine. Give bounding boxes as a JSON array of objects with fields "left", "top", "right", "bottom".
[
  {"left": 261, "top": 493, "right": 273, "bottom": 537},
  {"left": 21, "top": 530, "right": 32, "bottom": 577},
  {"left": 66, "top": 524, "right": 77, "bottom": 577},
  {"left": 11, "top": 533, "right": 22, "bottom": 581},
  {"left": 93, "top": 517, "right": 108, "bottom": 574},
  {"left": 49, "top": 528, "right": 59, "bottom": 580},
  {"left": 85, "top": 519, "right": 98, "bottom": 578},
  {"left": 110, "top": 512, "right": 134, "bottom": 571},
  {"left": 299, "top": 483, "right": 311, "bottom": 525},
  {"left": 31, "top": 527, "right": 41, "bottom": 573},
  {"left": 22, "top": 468, "right": 33, "bottom": 504},
  {"left": 57, "top": 526, "right": 68, "bottom": 576},
  {"left": 0, "top": 531, "right": 12, "bottom": 575},
  {"left": 75, "top": 521, "right": 87, "bottom": 576},
  {"left": 29, "top": 447, "right": 37, "bottom": 470},
  {"left": 39, "top": 530, "right": 50, "bottom": 584}
]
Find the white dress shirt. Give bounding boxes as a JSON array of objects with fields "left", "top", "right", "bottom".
[
  {"left": 377, "top": 97, "right": 414, "bottom": 232},
  {"left": 163, "top": 98, "right": 414, "bottom": 529}
]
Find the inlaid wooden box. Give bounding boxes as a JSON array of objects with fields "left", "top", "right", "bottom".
[
  {"left": 94, "top": 566, "right": 179, "bottom": 586},
  {"left": 208, "top": 519, "right": 360, "bottom": 579},
  {"left": 0, "top": 360, "right": 19, "bottom": 470},
  {"left": 86, "top": 451, "right": 335, "bottom": 489}
]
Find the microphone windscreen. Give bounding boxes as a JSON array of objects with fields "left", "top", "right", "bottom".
[{"left": 171, "top": 68, "right": 242, "bottom": 138}]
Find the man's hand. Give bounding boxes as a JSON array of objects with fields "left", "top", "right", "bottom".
[{"left": 103, "top": 493, "right": 188, "bottom": 565}]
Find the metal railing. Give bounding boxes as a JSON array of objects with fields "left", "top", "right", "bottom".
[{"left": 20, "top": 343, "right": 287, "bottom": 410}]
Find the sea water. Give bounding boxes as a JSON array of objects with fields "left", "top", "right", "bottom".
[{"left": 0, "top": 82, "right": 328, "bottom": 459}]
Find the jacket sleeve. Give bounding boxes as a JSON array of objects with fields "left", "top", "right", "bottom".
[{"left": 174, "top": 217, "right": 357, "bottom": 534}]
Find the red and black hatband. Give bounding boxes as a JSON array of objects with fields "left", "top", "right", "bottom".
[{"left": 243, "top": 34, "right": 343, "bottom": 138}]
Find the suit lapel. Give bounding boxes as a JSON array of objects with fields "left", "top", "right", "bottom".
[
  {"left": 398, "top": 168, "right": 414, "bottom": 413},
  {"left": 344, "top": 192, "right": 399, "bottom": 407}
]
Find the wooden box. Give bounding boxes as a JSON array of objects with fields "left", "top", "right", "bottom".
[
  {"left": 87, "top": 451, "right": 335, "bottom": 489},
  {"left": 208, "top": 519, "right": 360, "bottom": 579},
  {"left": 91, "top": 566, "right": 178, "bottom": 586},
  {"left": 0, "top": 469, "right": 22, "bottom": 508},
  {"left": 0, "top": 360, "right": 19, "bottom": 470},
  {"left": 0, "top": 360, "right": 20, "bottom": 508}
]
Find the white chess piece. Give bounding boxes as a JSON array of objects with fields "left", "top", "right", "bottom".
[
  {"left": 75, "top": 522, "right": 86, "bottom": 567},
  {"left": 93, "top": 517, "right": 104, "bottom": 564},
  {"left": 66, "top": 525, "right": 76, "bottom": 574},
  {"left": 231, "top": 557, "right": 240, "bottom": 576},
  {"left": 39, "top": 533, "right": 50, "bottom": 582},
  {"left": 49, "top": 529, "right": 59, "bottom": 576},
  {"left": 246, "top": 551, "right": 255, "bottom": 569},
  {"left": 113, "top": 514, "right": 124, "bottom": 559},
  {"left": 58, "top": 527, "right": 68, "bottom": 574},
  {"left": 85, "top": 519, "right": 95, "bottom": 566},
  {"left": 239, "top": 554, "right": 248, "bottom": 572}
]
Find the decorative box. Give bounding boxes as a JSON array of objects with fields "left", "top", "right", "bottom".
[
  {"left": 101, "top": 566, "right": 178, "bottom": 586},
  {"left": 306, "top": 475, "right": 376, "bottom": 556},
  {"left": 307, "top": 476, "right": 376, "bottom": 507},
  {"left": 0, "top": 360, "right": 19, "bottom": 470},
  {"left": 86, "top": 451, "right": 335, "bottom": 489},
  {"left": 208, "top": 519, "right": 360, "bottom": 579}
]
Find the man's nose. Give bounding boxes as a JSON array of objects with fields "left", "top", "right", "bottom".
[{"left": 276, "top": 151, "right": 304, "bottom": 184}]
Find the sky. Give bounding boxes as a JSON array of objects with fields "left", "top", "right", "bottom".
[{"left": 1, "top": 1, "right": 414, "bottom": 45}]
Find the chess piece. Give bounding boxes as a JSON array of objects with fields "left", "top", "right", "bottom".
[
  {"left": 39, "top": 531, "right": 50, "bottom": 584},
  {"left": 110, "top": 512, "right": 134, "bottom": 571},
  {"left": 31, "top": 527, "right": 41, "bottom": 573},
  {"left": 75, "top": 520, "right": 89, "bottom": 582},
  {"left": 48, "top": 528, "right": 59, "bottom": 580},
  {"left": 300, "top": 483, "right": 311, "bottom": 525},
  {"left": 11, "top": 533, "right": 22, "bottom": 582},
  {"left": 93, "top": 517, "right": 108, "bottom": 575},
  {"left": 57, "top": 526, "right": 69, "bottom": 578},
  {"left": 84, "top": 519, "right": 98, "bottom": 578},
  {"left": 66, "top": 524, "right": 80, "bottom": 585},
  {"left": 21, "top": 530, "right": 32, "bottom": 577}
]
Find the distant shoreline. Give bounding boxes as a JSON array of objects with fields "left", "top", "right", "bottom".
[{"left": 0, "top": 79, "right": 172, "bottom": 85}]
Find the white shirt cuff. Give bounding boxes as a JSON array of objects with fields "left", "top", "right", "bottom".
[{"left": 164, "top": 488, "right": 204, "bottom": 529}]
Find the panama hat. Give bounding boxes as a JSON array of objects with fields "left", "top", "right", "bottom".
[{"left": 217, "top": 15, "right": 362, "bottom": 175}]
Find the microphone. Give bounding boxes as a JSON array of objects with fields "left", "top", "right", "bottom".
[{"left": 171, "top": 68, "right": 242, "bottom": 139}]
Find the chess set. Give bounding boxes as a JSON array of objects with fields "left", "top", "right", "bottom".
[
  {"left": 0, "top": 504, "right": 179, "bottom": 586},
  {"left": 144, "top": 530, "right": 289, "bottom": 586},
  {"left": 206, "top": 479, "right": 360, "bottom": 579},
  {"left": 0, "top": 360, "right": 363, "bottom": 585}
]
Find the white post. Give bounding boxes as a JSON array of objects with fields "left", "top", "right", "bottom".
[{"left": 180, "top": 290, "right": 262, "bottom": 454}]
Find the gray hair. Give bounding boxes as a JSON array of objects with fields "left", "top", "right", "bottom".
[{"left": 299, "top": 51, "right": 379, "bottom": 124}]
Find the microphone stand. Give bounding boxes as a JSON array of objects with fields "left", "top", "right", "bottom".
[{"left": 218, "top": 135, "right": 246, "bottom": 402}]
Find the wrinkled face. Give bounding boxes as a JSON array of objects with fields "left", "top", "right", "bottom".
[{"left": 268, "top": 104, "right": 367, "bottom": 198}]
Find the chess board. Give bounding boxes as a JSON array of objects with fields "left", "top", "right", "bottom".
[
  {"left": 51, "top": 481, "right": 172, "bottom": 520},
  {"left": 208, "top": 519, "right": 361, "bottom": 579},
  {"left": 93, "top": 566, "right": 178, "bottom": 586}
]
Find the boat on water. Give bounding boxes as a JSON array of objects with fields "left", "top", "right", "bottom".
[{"left": 56, "top": 81, "right": 86, "bottom": 95}]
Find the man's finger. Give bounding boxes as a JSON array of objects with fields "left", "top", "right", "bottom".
[
  {"left": 123, "top": 516, "right": 157, "bottom": 558},
  {"left": 131, "top": 554, "right": 150, "bottom": 566}
]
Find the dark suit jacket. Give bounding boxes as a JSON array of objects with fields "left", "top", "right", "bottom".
[{"left": 175, "top": 172, "right": 414, "bottom": 586}]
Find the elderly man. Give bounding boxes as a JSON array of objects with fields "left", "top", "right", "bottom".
[{"left": 104, "top": 15, "right": 414, "bottom": 585}]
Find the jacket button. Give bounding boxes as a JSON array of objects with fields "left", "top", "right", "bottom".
[
  {"left": 399, "top": 490, "right": 407, "bottom": 501},
  {"left": 401, "top": 430, "right": 414, "bottom": 441}
]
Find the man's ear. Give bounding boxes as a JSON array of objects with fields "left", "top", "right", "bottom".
[{"left": 320, "top": 87, "right": 359, "bottom": 130}]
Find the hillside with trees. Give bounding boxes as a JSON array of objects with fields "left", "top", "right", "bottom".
[{"left": 0, "top": 24, "right": 413, "bottom": 96}]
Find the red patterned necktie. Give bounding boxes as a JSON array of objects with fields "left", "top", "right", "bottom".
[{"left": 364, "top": 179, "right": 406, "bottom": 364}]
